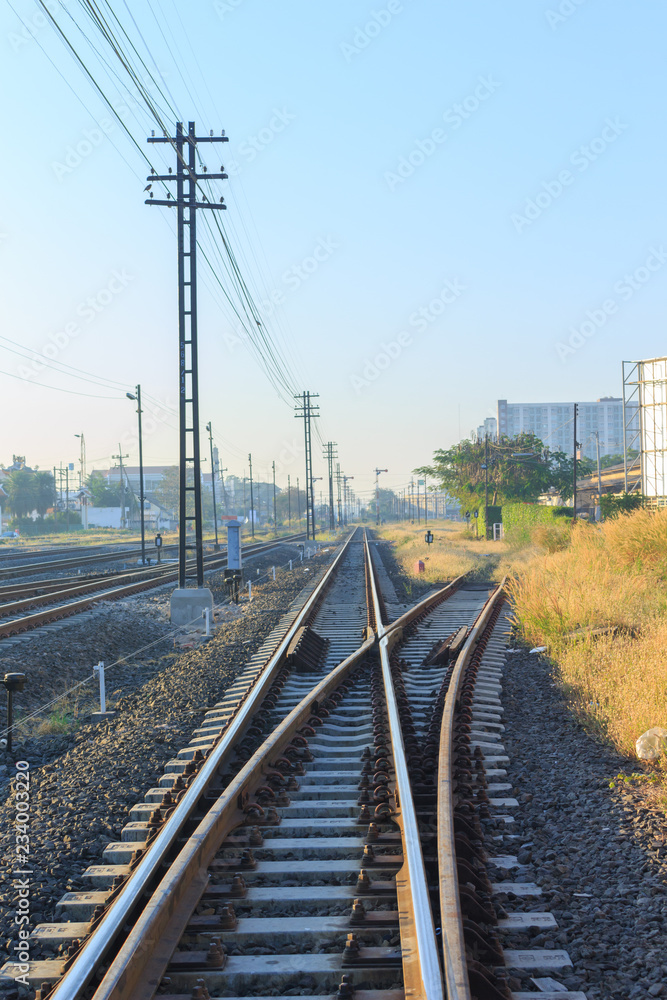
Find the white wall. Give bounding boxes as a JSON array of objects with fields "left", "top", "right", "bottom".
[{"left": 87, "top": 507, "right": 122, "bottom": 528}]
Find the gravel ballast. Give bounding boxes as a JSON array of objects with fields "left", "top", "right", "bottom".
[
  {"left": 503, "top": 647, "right": 667, "bottom": 999},
  {"left": 0, "top": 543, "right": 334, "bottom": 980}
]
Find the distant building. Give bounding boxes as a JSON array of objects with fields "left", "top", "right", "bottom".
[
  {"left": 474, "top": 417, "right": 497, "bottom": 443},
  {"left": 496, "top": 397, "right": 638, "bottom": 461}
]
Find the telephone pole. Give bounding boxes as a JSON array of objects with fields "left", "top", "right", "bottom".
[
  {"left": 294, "top": 392, "right": 320, "bottom": 539},
  {"left": 206, "top": 422, "right": 219, "bottom": 550},
  {"left": 272, "top": 460, "right": 277, "bottom": 532},
  {"left": 374, "top": 468, "right": 388, "bottom": 525},
  {"left": 335, "top": 464, "right": 343, "bottom": 527},
  {"left": 324, "top": 442, "right": 338, "bottom": 531},
  {"left": 573, "top": 403, "right": 578, "bottom": 520},
  {"left": 288, "top": 474, "right": 292, "bottom": 527},
  {"left": 248, "top": 453, "right": 255, "bottom": 539},
  {"left": 126, "top": 387, "right": 146, "bottom": 564},
  {"left": 146, "top": 121, "right": 228, "bottom": 602},
  {"left": 112, "top": 448, "right": 129, "bottom": 529},
  {"left": 343, "top": 475, "right": 354, "bottom": 525}
]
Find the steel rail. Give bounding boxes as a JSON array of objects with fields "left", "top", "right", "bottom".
[
  {"left": 93, "top": 636, "right": 377, "bottom": 1000},
  {"left": 47, "top": 530, "right": 357, "bottom": 1000},
  {"left": 0, "top": 531, "right": 292, "bottom": 581},
  {"left": 0, "top": 535, "right": 307, "bottom": 638},
  {"left": 437, "top": 580, "right": 506, "bottom": 1000},
  {"left": 365, "top": 533, "right": 446, "bottom": 1000}
]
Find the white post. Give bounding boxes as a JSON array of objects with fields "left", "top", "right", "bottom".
[
  {"left": 272, "top": 565, "right": 276, "bottom": 581},
  {"left": 93, "top": 661, "right": 106, "bottom": 714},
  {"left": 204, "top": 608, "right": 211, "bottom": 635},
  {"left": 289, "top": 559, "right": 292, "bottom": 570},
  {"left": 300, "top": 550, "right": 303, "bottom": 561},
  {"left": 248, "top": 580, "right": 252, "bottom": 601}
]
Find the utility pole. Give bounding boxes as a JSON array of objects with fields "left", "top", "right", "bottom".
[
  {"left": 248, "top": 453, "right": 255, "bottom": 539},
  {"left": 374, "top": 468, "right": 388, "bottom": 525},
  {"left": 272, "top": 460, "right": 277, "bottom": 533},
  {"left": 484, "top": 434, "right": 489, "bottom": 540},
  {"left": 146, "top": 121, "right": 228, "bottom": 594},
  {"left": 296, "top": 477, "right": 301, "bottom": 525},
  {"left": 74, "top": 433, "right": 86, "bottom": 489},
  {"left": 126, "top": 387, "right": 146, "bottom": 564},
  {"left": 424, "top": 477, "right": 428, "bottom": 525},
  {"left": 288, "top": 474, "right": 292, "bottom": 527},
  {"left": 573, "top": 403, "right": 578, "bottom": 520},
  {"left": 343, "top": 475, "right": 354, "bottom": 526},
  {"left": 335, "top": 464, "right": 343, "bottom": 527},
  {"left": 206, "top": 422, "right": 219, "bottom": 550},
  {"left": 595, "top": 431, "right": 603, "bottom": 521},
  {"left": 112, "top": 448, "right": 129, "bottom": 530},
  {"left": 294, "top": 392, "right": 320, "bottom": 539},
  {"left": 243, "top": 476, "right": 247, "bottom": 521},
  {"left": 324, "top": 442, "right": 338, "bottom": 531}
]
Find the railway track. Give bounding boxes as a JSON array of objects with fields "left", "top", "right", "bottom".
[
  {"left": 0, "top": 534, "right": 306, "bottom": 640},
  {"left": 2, "top": 529, "right": 585, "bottom": 999}
]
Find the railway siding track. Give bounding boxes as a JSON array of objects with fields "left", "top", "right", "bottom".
[
  {"left": 0, "top": 535, "right": 305, "bottom": 640},
  {"left": 2, "top": 530, "right": 587, "bottom": 1000}
]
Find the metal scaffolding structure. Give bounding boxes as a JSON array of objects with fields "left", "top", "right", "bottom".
[{"left": 623, "top": 357, "right": 667, "bottom": 503}]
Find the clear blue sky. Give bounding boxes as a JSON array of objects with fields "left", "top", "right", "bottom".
[{"left": 1, "top": 0, "right": 665, "bottom": 500}]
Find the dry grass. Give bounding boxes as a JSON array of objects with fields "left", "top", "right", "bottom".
[
  {"left": 509, "top": 508, "right": 667, "bottom": 786},
  {"left": 374, "top": 520, "right": 535, "bottom": 586}
]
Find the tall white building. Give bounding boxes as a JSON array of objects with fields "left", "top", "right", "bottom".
[{"left": 496, "top": 397, "right": 637, "bottom": 460}]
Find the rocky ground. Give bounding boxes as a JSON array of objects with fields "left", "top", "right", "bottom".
[
  {"left": 503, "top": 648, "right": 667, "bottom": 999},
  {"left": 0, "top": 541, "right": 333, "bottom": 986}
]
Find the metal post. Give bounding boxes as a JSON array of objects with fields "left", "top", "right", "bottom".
[
  {"left": 248, "top": 454, "right": 255, "bottom": 539},
  {"left": 93, "top": 661, "right": 106, "bottom": 714},
  {"left": 6, "top": 689, "right": 13, "bottom": 754},
  {"left": 207, "top": 422, "right": 219, "bottom": 550},
  {"left": 484, "top": 433, "right": 489, "bottom": 540},
  {"left": 596, "top": 431, "right": 603, "bottom": 520},
  {"left": 573, "top": 403, "right": 578, "bottom": 519},
  {"left": 146, "top": 121, "right": 228, "bottom": 589},
  {"left": 288, "top": 474, "right": 291, "bottom": 527},
  {"left": 136, "top": 387, "right": 146, "bottom": 564},
  {"left": 297, "top": 477, "right": 301, "bottom": 524},
  {"left": 272, "top": 460, "right": 277, "bottom": 533}
]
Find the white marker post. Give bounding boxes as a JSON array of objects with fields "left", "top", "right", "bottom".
[
  {"left": 248, "top": 580, "right": 252, "bottom": 601},
  {"left": 91, "top": 662, "right": 115, "bottom": 721},
  {"left": 272, "top": 566, "right": 276, "bottom": 581},
  {"left": 204, "top": 608, "right": 211, "bottom": 635}
]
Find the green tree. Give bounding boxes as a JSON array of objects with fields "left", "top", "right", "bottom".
[
  {"left": 5, "top": 470, "right": 37, "bottom": 518},
  {"left": 599, "top": 450, "right": 638, "bottom": 470},
  {"left": 600, "top": 492, "right": 645, "bottom": 518},
  {"left": 416, "top": 434, "right": 593, "bottom": 510},
  {"left": 33, "top": 471, "right": 56, "bottom": 518},
  {"left": 154, "top": 466, "right": 184, "bottom": 517},
  {"left": 86, "top": 472, "right": 121, "bottom": 507}
]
